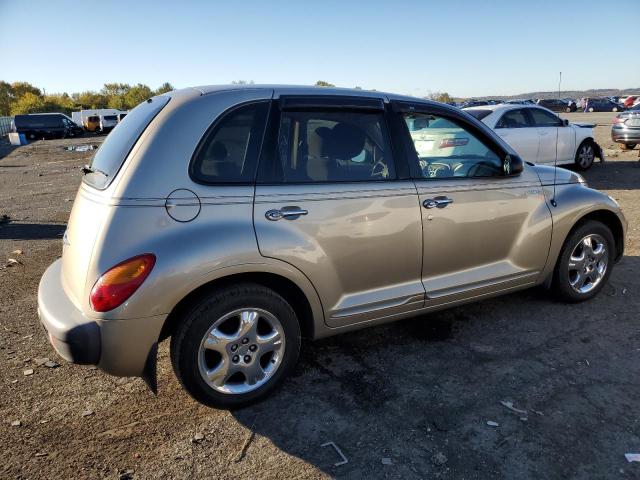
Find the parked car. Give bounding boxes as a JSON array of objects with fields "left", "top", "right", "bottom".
[
  {"left": 585, "top": 98, "right": 624, "bottom": 112},
  {"left": 99, "top": 114, "right": 118, "bottom": 133},
  {"left": 536, "top": 98, "right": 577, "bottom": 113},
  {"left": 38, "top": 86, "right": 626, "bottom": 408},
  {"left": 459, "top": 99, "right": 489, "bottom": 108},
  {"left": 611, "top": 103, "right": 640, "bottom": 150},
  {"left": 623, "top": 95, "right": 639, "bottom": 109},
  {"left": 464, "top": 104, "right": 604, "bottom": 169},
  {"left": 505, "top": 99, "right": 535, "bottom": 105},
  {"left": 13, "top": 113, "right": 84, "bottom": 140}
]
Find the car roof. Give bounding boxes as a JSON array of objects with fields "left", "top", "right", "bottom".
[
  {"left": 462, "top": 104, "right": 516, "bottom": 113},
  {"left": 186, "top": 84, "right": 439, "bottom": 106}
]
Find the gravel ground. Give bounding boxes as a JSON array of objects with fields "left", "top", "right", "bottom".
[{"left": 1, "top": 113, "right": 639, "bottom": 479}]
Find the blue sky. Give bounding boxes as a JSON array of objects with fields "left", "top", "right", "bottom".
[{"left": 1, "top": 0, "right": 638, "bottom": 98}]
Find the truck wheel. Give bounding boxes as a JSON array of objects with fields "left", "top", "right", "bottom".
[
  {"left": 553, "top": 220, "right": 614, "bottom": 303},
  {"left": 620, "top": 143, "right": 636, "bottom": 150},
  {"left": 575, "top": 140, "right": 595, "bottom": 170},
  {"left": 170, "top": 283, "right": 301, "bottom": 408}
]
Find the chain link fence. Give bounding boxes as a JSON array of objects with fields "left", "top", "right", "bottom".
[{"left": 0, "top": 117, "right": 14, "bottom": 137}]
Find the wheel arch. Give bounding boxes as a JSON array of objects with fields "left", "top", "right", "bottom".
[
  {"left": 159, "top": 270, "right": 320, "bottom": 343},
  {"left": 572, "top": 209, "right": 625, "bottom": 262}
]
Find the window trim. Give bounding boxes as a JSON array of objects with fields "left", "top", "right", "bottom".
[
  {"left": 256, "top": 96, "right": 400, "bottom": 185},
  {"left": 188, "top": 99, "right": 271, "bottom": 186},
  {"left": 391, "top": 101, "right": 513, "bottom": 181}
]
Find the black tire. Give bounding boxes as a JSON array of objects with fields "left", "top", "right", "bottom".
[
  {"left": 620, "top": 143, "right": 637, "bottom": 151},
  {"left": 575, "top": 140, "right": 595, "bottom": 170},
  {"left": 552, "top": 220, "right": 615, "bottom": 303},
  {"left": 170, "top": 283, "right": 301, "bottom": 409}
]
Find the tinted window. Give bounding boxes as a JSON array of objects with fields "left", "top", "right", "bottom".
[
  {"left": 84, "top": 96, "right": 170, "bottom": 189},
  {"left": 103, "top": 115, "right": 117, "bottom": 121},
  {"left": 529, "top": 108, "right": 561, "bottom": 127},
  {"left": 191, "top": 101, "right": 269, "bottom": 184},
  {"left": 465, "top": 109, "right": 492, "bottom": 121},
  {"left": 402, "top": 112, "right": 503, "bottom": 178},
  {"left": 496, "top": 109, "right": 530, "bottom": 128},
  {"left": 15, "top": 114, "right": 62, "bottom": 128},
  {"left": 265, "top": 110, "right": 395, "bottom": 183}
]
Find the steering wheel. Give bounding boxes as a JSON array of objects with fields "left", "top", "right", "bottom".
[{"left": 371, "top": 160, "right": 389, "bottom": 179}]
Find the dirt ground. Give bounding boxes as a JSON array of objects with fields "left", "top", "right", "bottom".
[{"left": 1, "top": 113, "right": 639, "bottom": 480}]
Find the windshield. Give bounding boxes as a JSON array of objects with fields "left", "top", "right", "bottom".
[{"left": 83, "top": 96, "right": 170, "bottom": 189}]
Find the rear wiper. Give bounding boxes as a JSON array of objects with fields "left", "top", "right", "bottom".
[{"left": 81, "top": 164, "right": 108, "bottom": 177}]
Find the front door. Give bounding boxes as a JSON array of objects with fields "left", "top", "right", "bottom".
[
  {"left": 528, "top": 107, "right": 564, "bottom": 165},
  {"left": 392, "top": 102, "right": 552, "bottom": 305},
  {"left": 254, "top": 95, "right": 425, "bottom": 327}
]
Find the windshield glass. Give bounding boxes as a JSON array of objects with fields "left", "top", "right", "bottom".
[{"left": 83, "top": 96, "right": 170, "bottom": 189}]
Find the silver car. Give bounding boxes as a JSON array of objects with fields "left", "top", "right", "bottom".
[{"left": 38, "top": 85, "right": 626, "bottom": 408}]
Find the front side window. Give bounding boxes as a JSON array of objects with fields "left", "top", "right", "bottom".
[
  {"left": 403, "top": 112, "right": 503, "bottom": 179},
  {"left": 496, "top": 109, "right": 530, "bottom": 129},
  {"left": 529, "top": 108, "right": 561, "bottom": 127},
  {"left": 191, "top": 101, "right": 269, "bottom": 184},
  {"left": 266, "top": 110, "right": 395, "bottom": 183}
]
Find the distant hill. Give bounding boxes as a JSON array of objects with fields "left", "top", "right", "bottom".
[{"left": 460, "top": 88, "right": 640, "bottom": 101}]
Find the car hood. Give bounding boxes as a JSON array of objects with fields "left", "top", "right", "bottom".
[{"left": 531, "top": 164, "right": 584, "bottom": 186}]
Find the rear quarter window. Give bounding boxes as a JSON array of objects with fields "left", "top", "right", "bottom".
[
  {"left": 84, "top": 96, "right": 170, "bottom": 190},
  {"left": 464, "top": 109, "right": 492, "bottom": 121}
]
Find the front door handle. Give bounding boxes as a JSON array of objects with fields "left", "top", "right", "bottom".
[
  {"left": 423, "top": 197, "right": 453, "bottom": 209},
  {"left": 265, "top": 207, "right": 308, "bottom": 221}
]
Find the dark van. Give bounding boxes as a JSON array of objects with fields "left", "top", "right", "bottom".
[{"left": 13, "top": 113, "right": 84, "bottom": 140}]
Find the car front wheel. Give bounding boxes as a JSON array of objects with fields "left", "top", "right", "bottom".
[
  {"left": 170, "top": 283, "right": 301, "bottom": 408},
  {"left": 620, "top": 143, "right": 637, "bottom": 150},
  {"left": 575, "top": 141, "right": 595, "bottom": 170},
  {"left": 553, "top": 220, "right": 614, "bottom": 302}
]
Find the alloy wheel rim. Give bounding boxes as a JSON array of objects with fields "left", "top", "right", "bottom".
[
  {"left": 568, "top": 233, "right": 608, "bottom": 294},
  {"left": 579, "top": 144, "right": 594, "bottom": 168},
  {"left": 198, "top": 308, "right": 285, "bottom": 394}
]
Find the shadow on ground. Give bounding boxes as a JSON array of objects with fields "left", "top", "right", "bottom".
[
  {"left": 231, "top": 256, "right": 640, "bottom": 479},
  {"left": 0, "top": 222, "right": 66, "bottom": 240}
]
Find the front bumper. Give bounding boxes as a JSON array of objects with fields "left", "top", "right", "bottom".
[{"left": 38, "top": 259, "right": 166, "bottom": 379}]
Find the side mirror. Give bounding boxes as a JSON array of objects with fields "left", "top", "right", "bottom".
[
  {"left": 562, "top": 119, "right": 569, "bottom": 126},
  {"left": 503, "top": 154, "right": 523, "bottom": 176}
]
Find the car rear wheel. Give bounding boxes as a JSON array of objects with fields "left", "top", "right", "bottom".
[
  {"left": 612, "top": 107, "right": 619, "bottom": 112},
  {"left": 575, "top": 140, "right": 595, "bottom": 170},
  {"left": 170, "top": 283, "right": 301, "bottom": 408},
  {"left": 565, "top": 107, "right": 571, "bottom": 113},
  {"left": 553, "top": 220, "right": 614, "bottom": 303},
  {"left": 620, "top": 143, "right": 637, "bottom": 150},
  {"left": 588, "top": 107, "right": 594, "bottom": 112}
]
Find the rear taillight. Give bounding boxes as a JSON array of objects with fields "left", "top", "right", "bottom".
[
  {"left": 90, "top": 254, "right": 155, "bottom": 312},
  {"left": 439, "top": 137, "right": 469, "bottom": 149}
]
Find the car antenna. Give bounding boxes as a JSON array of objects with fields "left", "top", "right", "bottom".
[{"left": 551, "top": 71, "right": 561, "bottom": 208}]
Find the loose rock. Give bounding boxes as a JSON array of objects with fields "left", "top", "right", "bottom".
[
  {"left": 431, "top": 452, "right": 448, "bottom": 466},
  {"left": 487, "top": 421, "right": 499, "bottom": 427},
  {"left": 11, "top": 420, "right": 21, "bottom": 427},
  {"left": 23, "top": 369, "right": 34, "bottom": 376}
]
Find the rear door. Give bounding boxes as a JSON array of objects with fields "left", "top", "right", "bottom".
[
  {"left": 391, "top": 101, "right": 552, "bottom": 304},
  {"left": 493, "top": 108, "right": 539, "bottom": 163},
  {"left": 253, "top": 95, "right": 425, "bottom": 327}
]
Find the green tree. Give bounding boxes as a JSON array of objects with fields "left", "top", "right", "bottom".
[
  {"left": 124, "top": 83, "right": 153, "bottom": 109},
  {"left": 427, "top": 91, "right": 453, "bottom": 103},
  {"left": 314, "top": 80, "right": 335, "bottom": 87},
  {"left": 10, "top": 92, "right": 45, "bottom": 115},
  {"left": 43, "top": 93, "right": 76, "bottom": 115},
  {"left": 154, "top": 82, "right": 175, "bottom": 95},
  {"left": 11, "top": 81, "right": 41, "bottom": 99},
  {"left": 0, "top": 81, "right": 12, "bottom": 116},
  {"left": 74, "top": 91, "right": 108, "bottom": 109}
]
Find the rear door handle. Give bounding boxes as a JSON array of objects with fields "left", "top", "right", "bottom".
[
  {"left": 265, "top": 207, "right": 308, "bottom": 221},
  {"left": 423, "top": 197, "right": 453, "bottom": 209}
]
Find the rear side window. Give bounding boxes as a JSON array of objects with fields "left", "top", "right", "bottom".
[
  {"left": 84, "top": 96, "right": 170, "bottom": 189},
  {"left": 262, "top": 110, "right": 395, "bottom": 183},
  {"left": 190, "top": 101, "right": 270, "bottom": 184},
  {"left": 496, "top": 109, "right": 530, "bottom": 128}
]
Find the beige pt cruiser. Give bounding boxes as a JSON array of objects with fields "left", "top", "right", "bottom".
[{"left": 38, "top": 86, "right": 626, "bottom": 408}]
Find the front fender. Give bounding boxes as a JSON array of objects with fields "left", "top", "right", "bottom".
[{"left": 541, "top": 184, "right": 626, "bottom": 280}]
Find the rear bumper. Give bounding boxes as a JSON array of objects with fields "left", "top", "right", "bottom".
[
  {"left": 612, "top": 128, "right": 640, "bottom": 143},
  {"left": 38, "top": 259, "right": 166, "bottom": 378}
]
